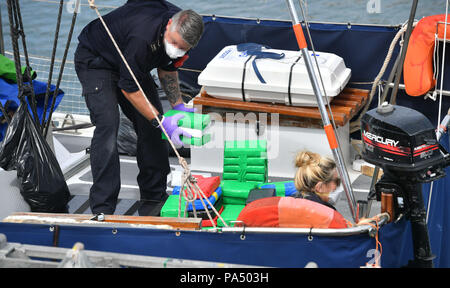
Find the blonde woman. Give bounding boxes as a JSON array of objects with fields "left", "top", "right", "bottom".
[{"left": 291, "top": 151, "right": 342, "bottom": 210}]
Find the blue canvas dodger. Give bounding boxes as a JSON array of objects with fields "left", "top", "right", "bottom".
[{"left": 0, "top": 78, "right": 64, "bottom": 141}]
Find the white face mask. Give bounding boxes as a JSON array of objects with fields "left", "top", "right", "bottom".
[
  {"left": 327, "top": 184, "right": 343, "bottom": 206},
  {"left": 164, "top": 38, "right": 186, "bottom": 59}
]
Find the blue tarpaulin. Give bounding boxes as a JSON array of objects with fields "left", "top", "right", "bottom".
[{"left": 0, "top": 78, "right": 64, "bottom": 141}]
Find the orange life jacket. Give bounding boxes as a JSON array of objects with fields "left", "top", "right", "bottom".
[
  {"left": 236, "top": 197, "right": 349, "bottom": 229},
  {"left": 404, "top": 14, "right": 450, "bottom": 96}
]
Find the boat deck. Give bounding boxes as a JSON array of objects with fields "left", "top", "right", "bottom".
[{"left": 54, "top": 131, "right": 380, "bottom": 221}]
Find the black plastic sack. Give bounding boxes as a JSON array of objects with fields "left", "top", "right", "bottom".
[{"left": 0, "top": 102, "right": 70, "bottom": 213}]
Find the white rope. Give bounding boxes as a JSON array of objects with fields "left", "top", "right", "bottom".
[
  {"left": 427, "top": 1, "right": 449, "bottom": 224},
  {"left": 87, "top": 0, "right": 226, "bottom": 225}
]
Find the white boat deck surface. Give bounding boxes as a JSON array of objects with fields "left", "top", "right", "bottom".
[{"left": 53, "top": 130, "right": 380, "bottom": 220}]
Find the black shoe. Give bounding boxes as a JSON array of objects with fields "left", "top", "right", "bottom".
[{"left": 138, "top": 194, "right": 169, "bottom": 216}]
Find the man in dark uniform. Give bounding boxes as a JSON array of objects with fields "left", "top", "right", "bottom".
[{"left": 74, "top": 0, "right": 204, "bottom": 216}]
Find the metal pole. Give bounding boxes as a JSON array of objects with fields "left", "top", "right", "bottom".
[
  {"left": 390, "top": 0, "right": 419, "bottom": 104},
  {"left": 285, "top": 0, "right": 358, "bottom": 222}
]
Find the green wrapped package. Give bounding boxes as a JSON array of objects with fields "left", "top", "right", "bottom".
[
  {"left": 161, "top": 110, "right": 211, "bottom": 146},
  {"left": 217, "top": 204, "right": 245, "bottom": 227},
  {"left": 257, "top": 181, "right": 298, "bottom": 197},
  {"left": 221, "top": 180, "right": 258, "bottom": 204},
  {"left": 223, "top": 140, "right": 268, "bottom": 183},
  {"left": 0, "top": 54, "right": 36, "bottom": 83},
  {"left": 162, "top": 132, "right": 211, "bottom": 146},
  {"left": 160, "top": 194, "right": 186, "bottom": 218},
  {"left": 163, "top": 110, "right": 210, "bottom": 130}
]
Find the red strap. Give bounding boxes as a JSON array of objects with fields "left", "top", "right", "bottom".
[{"left": 174, "top": 54, "right": 189, "bottom": 68}]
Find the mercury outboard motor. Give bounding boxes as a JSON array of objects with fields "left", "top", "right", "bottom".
[{"left": 361, "top": 103, "right": 450, "bottom": 268}]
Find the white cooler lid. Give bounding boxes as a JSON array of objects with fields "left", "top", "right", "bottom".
[{"left": 198, "top": 45, "right": 351, "bottom": 97}]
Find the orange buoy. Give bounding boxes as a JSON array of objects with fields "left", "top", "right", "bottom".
[
  {"left": 404, "top": 14, "right": 450, "bottom": 96},
  {"left": 236, "top": 197, "right": 349, "bottom": 229}
]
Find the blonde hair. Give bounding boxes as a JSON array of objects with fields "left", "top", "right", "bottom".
[{"left": 294, "top": 151, "right": 337, "bottom": 196}]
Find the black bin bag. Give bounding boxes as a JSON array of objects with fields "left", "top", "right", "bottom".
[{"left": 0, "top": 102, "right": 70, "bottom": 213}]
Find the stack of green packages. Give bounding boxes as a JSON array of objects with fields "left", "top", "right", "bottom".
[
  {"left": 217, "top": 204, "right": 245, "bottom": 227},
  {"left": 220, "top": 180, "right": 258, "bottom": 205},
  {"left": 160, "top": 194, "right": 186, "bottom": 218},
  {"left": 222, "top": 140, "right": 268, "bottom": 183},
  {"left": 217, "top": 181, "right": 254, "bottom": 227},
  {"left": 218, "top": 140, "right": 269, "bottom": 227},
  {"left": 161, "top": 110, "right": 211, "bottom": 146}
]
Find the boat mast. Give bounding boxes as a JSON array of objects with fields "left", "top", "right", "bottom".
[{"left": 285, "top": 0, "right": 358, "bottom": 222}]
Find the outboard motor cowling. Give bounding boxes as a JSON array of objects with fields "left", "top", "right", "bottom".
[{"left": 361, "top": 103, "right": 448, "bottom": 182}]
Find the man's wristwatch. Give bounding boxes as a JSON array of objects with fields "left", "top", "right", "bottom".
[{"left": 150, "top": 114, "right": 164, "bottom": 128}]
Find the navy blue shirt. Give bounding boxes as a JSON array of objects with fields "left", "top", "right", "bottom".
[{"left": 78, "top": 0, "right": 181, "bottom": 92}]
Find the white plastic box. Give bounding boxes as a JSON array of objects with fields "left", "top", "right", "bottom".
[
  {"left": 198, "top": 45, "right": 352, "bottom": 107},
  {"left": 190, "top": 113, "right": 350, "bottom": 178}
]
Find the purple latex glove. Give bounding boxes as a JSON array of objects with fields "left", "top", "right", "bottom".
[
  {"left": 161, "top": 114, "right": 192, "bottom": 147},
  {"left": 173, "top": 103, "right": 197, "bottom": 113}
]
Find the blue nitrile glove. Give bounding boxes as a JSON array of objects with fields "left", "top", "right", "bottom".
[
  {"left": 161, "top": 113, "right": 192, "bottom": 147},
  {"left": 173, "top": 103, "right": 197, "bottom": 113}
]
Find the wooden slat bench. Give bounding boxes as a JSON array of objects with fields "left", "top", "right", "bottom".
[{"left": 193, "top": 87, "right": 369, "bottom": 128}]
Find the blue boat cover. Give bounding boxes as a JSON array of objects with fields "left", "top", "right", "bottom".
[
  {"left": 0, "top": 78, "right": 64, "bottom": 141},
  {"left": 180, "top": 16, "right": 450, "bottom": 129},
  {"left": 0, "top": 218, "right": 413, "bottom": 268}
]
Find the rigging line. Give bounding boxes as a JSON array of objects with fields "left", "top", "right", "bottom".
[
  {"left": 13, "top": 0, "right": 40, "bottom": 127},
  {"left": 390, "top": 0, "right": 419, "bottom": 105},
  {"left": 299, "top": 0, "right": 353, "bottom": 185},
  {"left": 7, "top": 0, "right": 40, "bottom": 127},
  {"left": 43, "top": 0, "right": 81, "bottom": 138},
  {"left": 299, "top": 0, "right": 340, "bottom": 147},
  {"left": 437, "top": 2, "right": 449, "bottom": 133},
  {"left": 42, "top": 0, "right": 64, "bottom": 131},
  {"left": 427, "top": 0, "right": 449, "bottom": 224}
]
